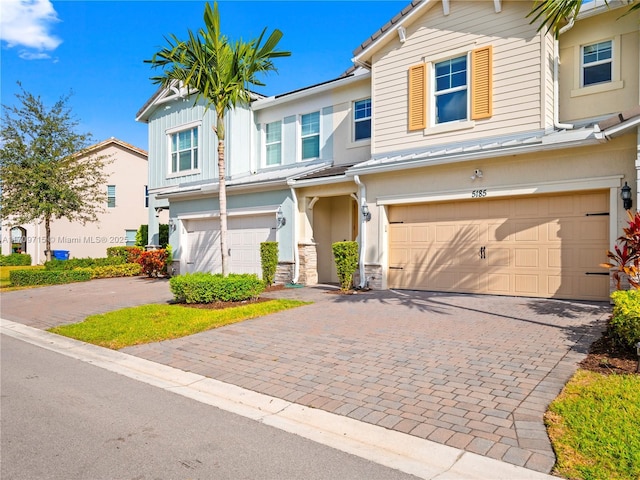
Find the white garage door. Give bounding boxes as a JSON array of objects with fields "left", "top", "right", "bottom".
[
  {"left": 388, "top": 191, "right": 610, "bottom": 301},
  {"left": 185, "top": 215, "right": 275, "bottom": 276}
]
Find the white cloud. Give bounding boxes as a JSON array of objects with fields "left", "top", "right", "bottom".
[
  {"left": 19, "top": 50, "right": 52, "bottom": 60},
  {"left": 0, "top": 0, "right": 62, "bottom": 55}
]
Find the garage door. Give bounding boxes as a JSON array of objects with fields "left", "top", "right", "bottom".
[
  {"left": 388, "top": 191, "right": 610, "bottom": 301},
  {"left": 185, "top": 215, "right": 275, "bottom": 276}
]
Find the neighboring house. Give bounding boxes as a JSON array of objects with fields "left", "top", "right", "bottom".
[
  {"left": 1, "top": 138, "right": 151, "bottom": 264},
  {"left": 138, "top": 0, "right": 639, "bottom": 302}
]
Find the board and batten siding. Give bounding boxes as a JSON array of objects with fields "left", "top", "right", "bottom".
[
  {"left": 147, "top": 98, "right": 252, "bottom": 189},
  {"left": 371, "top": 1, "right": 549, "bottom": 155}
]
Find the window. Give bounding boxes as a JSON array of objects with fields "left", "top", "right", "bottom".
[
  {"left": 582, "top": 40, "right": 612, "bottom": 86},
  {"left": 265, "top": 121, "right": 282, "bottom": 166},
  {"left": 434, "top": 55, "right": 468, "bottom": 124},
  {"left": 107, "top": 185, "right": 116, "bottom": 208},
  {"left": 125, "top": 230, "right": 137, "bottom": 247},
  {"left": 169, "top": 126, "right": 198, "bottom": 173},
  {"left": 301, "top": 111, "right": 320, "bottom": 160},
  {"left": 407, "top": 46, "right": 492, "bottom": 131},
  {"left": 354, "top": 99, "right": 371, "bottom": 141},
  {"left": 144, "top": 185, "right": 149, "bottom": 208}
]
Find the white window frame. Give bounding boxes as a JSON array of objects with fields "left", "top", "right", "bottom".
[
  {"left": 264, "top": 120, "right": 282, "bottom": 167},
  {"left": 107, "top": 185, "right": 116, "bottom": 208},
  {"left": 166, "top": 121, "right": 201, "bottom": 177},
  {"left": 300, "top": 111, "right": 320, "bottom": 161},
  {"left": 571, "top": 35, "right": 623, "bottom": 97},
  {"left": 581, "top": 40, "right": 612, "bottom": 87},
  {"left": 353, "top": 98, "right": 372, "bottom": 142},
  {"left": 432, "top": 53, "right": 469, "bottom": 126}
]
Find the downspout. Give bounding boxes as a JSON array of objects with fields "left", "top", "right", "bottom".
[
  {"left": 554, "top": 17, "right": 575, "bottom": 129},
  {"left": 289, "top": 186, "right": 300, "bottom": 284},
  {"left": 353, "top": 175, "right": 367, "bottom": 289}
]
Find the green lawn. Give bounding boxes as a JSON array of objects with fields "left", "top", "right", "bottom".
[
  {"left": 546, "top": 370, "right": 640, "bottom": 480},
  {"left": 49, "top": 299, "right": 310, "bottom": 349},
  {"left": 0, "top": 265, "right": 44, "bottom": 289}
]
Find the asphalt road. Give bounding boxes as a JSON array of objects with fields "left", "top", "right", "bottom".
[{"left": 1, "top": 334, "right": 419, "bottom": 480}]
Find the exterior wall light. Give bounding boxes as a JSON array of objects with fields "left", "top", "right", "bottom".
[
  {"left": 168, "top": 218, "right": 176, "bottom": 232},
  {"left": 362, "top": 204, "right": 372, "bottom": 222},
  {"left": 621, "top": 182, "right": 633, "bottom": 210},
  {"left": 276, "top": 206, "right": 286, "bottom": 228}
]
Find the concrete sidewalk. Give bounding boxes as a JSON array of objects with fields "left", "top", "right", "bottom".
[{"left": 0, "top": 279, "right": 610, "bottom": 476}]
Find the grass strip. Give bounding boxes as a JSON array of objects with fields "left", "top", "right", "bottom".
[
  {"left": 545, "top": 369, "right": 640, "bottom": 480},
  {"left": 49, "top": 300, "right": 310, "bottom": 349}
]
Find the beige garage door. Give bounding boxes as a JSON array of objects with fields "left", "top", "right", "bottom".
[{"left": 388, "top": 191, "right": 610, "bottom": 301}]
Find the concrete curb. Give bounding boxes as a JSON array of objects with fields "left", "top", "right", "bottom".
[{"left": 1, "top": 318, "right": 556, "bottom": 480}]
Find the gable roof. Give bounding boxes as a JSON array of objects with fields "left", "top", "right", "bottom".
[{"left": 82, "top": 137, "right": 148, "bottom": 159}]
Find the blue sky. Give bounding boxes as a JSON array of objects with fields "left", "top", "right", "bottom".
[{"left": 1, "top": 0, "right": 407, "bottom": 151}]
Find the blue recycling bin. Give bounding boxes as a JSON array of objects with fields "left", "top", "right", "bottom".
[{"left": 52, "top": 250, "right": 70, "bottom": 260}]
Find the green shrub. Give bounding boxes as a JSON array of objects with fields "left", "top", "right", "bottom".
[
  {"left": 260, "top": 242, "right": 278, "bottom": 286},
  {"left": 135, "top": 225, "right": 149, "bottom": 247},
  {"left": 106, "top": 246, "right": 144, "bottom": 263},
  {"left": 88, "top": 263, "right": 142, "bottom": 279},
  {"left": 170, "top": 272, "right": 264, "bottom": 304},
  {"left": 609, "top": 290, "right": 640, "bottom": 351},
  {"left": 332, "top": 241, "right": 359, "bottom": 292},
  {"left": 0, "top": 253, "right": 32, "bottom": 266},
  {"left": 45, "top": 257, "right": 125, "bottom": 270},
  {"left": 135, "top": 224, "right": 168, "bottom": 248},
  {"left": 10, "top": 269, "right": 91, "bottom": 286}
]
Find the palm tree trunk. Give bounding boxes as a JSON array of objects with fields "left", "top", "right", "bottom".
[{"left": 215, "top": 120, "right": 229, "bottom": 276}]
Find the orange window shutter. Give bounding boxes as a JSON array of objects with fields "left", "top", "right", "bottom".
[
  {"left": 471, "top": 46, "right": 493, "bottom": 120},
  {"left": 408, "top": 64, "right": 427, "bottom": 131}
]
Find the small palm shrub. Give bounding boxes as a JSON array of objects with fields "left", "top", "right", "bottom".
[
  {"left": 260, "top": 242, "right": 278, "bottom": 286},
  {"left": 332, "top": 241, "right": 359, "bottom": 292}
]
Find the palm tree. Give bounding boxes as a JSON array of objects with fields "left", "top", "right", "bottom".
[
  {"left": 145, "top": 2, "right": 290, "bottom": 275},
  {"left": 528, "top": 0, "right": 639, "bottom": 37}
]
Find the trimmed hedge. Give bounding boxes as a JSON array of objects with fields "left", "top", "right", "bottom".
[
  {"left": 10, "top": 269, "right": 91, "bottom": 286},
  {"left": 169, "top": 272, "right": 265, "bottom": 304},
  {"left": 260, "top": 242, "right": 278, "bottom": 286},
  {"left": 45, "top": 257, "right": 125, "bottom": 270},
  {"left": 332, "top": 241, "right": 359, "bottom": 292},
  {"left": 106, "top": 246, "right": 144, "bottom": 264},
  {"left": 86, "top": 263, "right": 142, "bottom": 279},
  {"left": 0, "top": 253, "right": 32, "bottom": 266},
  {"left": 609, "top": 290, "right": 640, "bottom": 351}
]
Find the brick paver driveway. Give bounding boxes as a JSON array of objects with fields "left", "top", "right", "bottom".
[
  {"left": 2, "top": 280, "right": 609, "bottom": 473},
  {"left": 123, "top": 286, "right": 609, "bottom": 473}
]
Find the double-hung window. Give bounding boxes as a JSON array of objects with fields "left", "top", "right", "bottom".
[
  {"left": 265, "top": 121, "right": 282, "bottom": 166},
  {"left": 107, "top": 185, "right": 116, "bottom": 208},
  {"left": 408, "top": 46, "right": 492, "bottom": 131},
  {"left": 169, "top": 126, "right": 198, "bottom": 174},
  {"left": 301, "top": 111, "right": 320, "bottom": 160},
  {"left": 354, "top": 98, "right": 372, "bottom": 141},
  {"left": 434, "top": 55, "right": 468, "bottom": 124},
  {"left": 582, "top": 40, "right": 612, "bottom": 87}
]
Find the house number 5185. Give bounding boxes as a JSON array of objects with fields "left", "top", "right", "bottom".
[{"left": 471, "top": 189, "right": 487, "bottom": 198}]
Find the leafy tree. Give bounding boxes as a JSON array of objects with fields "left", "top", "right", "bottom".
[
  {"left": 0, "top": 84, "right": 110, "bottom": 262},
  {"left": 145, "top": 1, "right": 290, "bottom": 276},
  {"left": 528, "top": 0, "right": 639, "bottom": 37}
]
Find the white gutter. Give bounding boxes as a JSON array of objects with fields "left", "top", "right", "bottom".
[
  {"left": 289, "top": 186, "right": 300, "bottom": 284},
  {"left": 554, "top": 17, "right": 575, "bottom": 129},
  {"left": 353, "top": 175, "right": 367, "bottom": 289}
]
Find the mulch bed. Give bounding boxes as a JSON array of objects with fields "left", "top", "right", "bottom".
[{"left": 580, "top": 333, "right": 638, "bottom": 375}]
